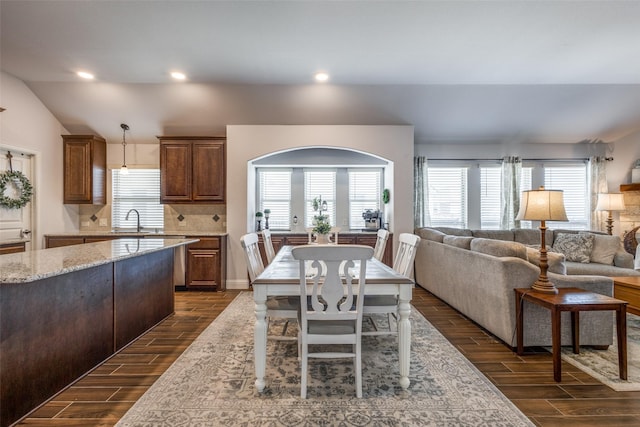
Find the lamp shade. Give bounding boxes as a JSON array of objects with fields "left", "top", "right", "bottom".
[
  {"left": 516, "top": 187, "right": 568, "bottom": 221},
  {"left": 596, "top": 193, "right": 626, "bottom": 211}
]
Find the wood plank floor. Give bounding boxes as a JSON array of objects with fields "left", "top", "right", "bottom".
[{"left": 15, "top": 286, "right": 640, "bottom": 426}]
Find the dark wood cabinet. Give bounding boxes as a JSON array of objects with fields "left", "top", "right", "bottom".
[
  {"left": 62, "top": 135, "right": 106, "bottom": 205},
  {"left": 44, "top": 234, "right": 229, "bottom": 292},
  {"left": 186, "top": 236, "right": 227, "bottom": 291},
  {"left": 45, "top": 236, "right": 116, "bottom": 248},
  {"left": 258, "top": 232, "right": 394, "bottom": 266},
  {"left": 0, "top": 242, "right": 26, "bottom": 255},
  {"left": 158, "top": 137, "right": 226, "bottom": 204},
  {"left": 45, "top": 236, "right": 86, "bottom": 248}
]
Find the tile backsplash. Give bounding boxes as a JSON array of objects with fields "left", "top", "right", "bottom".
[{"left": 79, "top": 204, "right": 226, "bottom": 233}]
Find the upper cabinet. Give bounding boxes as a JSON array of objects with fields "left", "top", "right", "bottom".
[
  {"left": 63, "top": 135, "right": 106, "bottom": 204},
  {"left": 158, "top": 137, "right": 226, "bottom": 204}
]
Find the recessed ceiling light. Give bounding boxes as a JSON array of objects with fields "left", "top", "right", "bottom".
[
  {"left": 314, "top": 72, "right": 329, "bottom": 82},
  {"left": 171, "top": 71, "right": 187, "bottom": 81},
  {"left": 77, "top": 71, "right": 95, "bottom": 80}
]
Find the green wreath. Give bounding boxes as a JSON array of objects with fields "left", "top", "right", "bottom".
[{"left": 0, "top": 170, "right": 33, "bottom": 209}]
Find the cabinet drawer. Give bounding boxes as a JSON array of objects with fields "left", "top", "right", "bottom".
[
  {"left": 187, "top": 237, "right": 220, "bottom": 250},
  {"left": 46, "top": 237, "right": 85, "bottom": 248},
  {"left": 0, "top": 243, "right": 26, "bottom": 255}
]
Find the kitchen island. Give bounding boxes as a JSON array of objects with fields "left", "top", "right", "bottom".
[{"left": 0, "top": 238, "right": 197, "bottom": 427}]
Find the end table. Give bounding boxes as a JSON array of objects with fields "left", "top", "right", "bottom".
[{"left": 515, "top": 287, "right": 627, "bottom": 382}]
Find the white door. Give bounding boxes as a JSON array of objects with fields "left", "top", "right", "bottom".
[{"left": 0, "top": 149, "right": 34, "bottom": 250}]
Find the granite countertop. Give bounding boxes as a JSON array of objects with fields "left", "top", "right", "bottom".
[
  {"left": 45, "top": 231, "right": 228, "bottom": 237},
  {"left": 0, "top": 238, "right": 198, "bottom": 284}
]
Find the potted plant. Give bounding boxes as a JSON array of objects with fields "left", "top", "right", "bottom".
[
  {"left": 255, "top": 211, "right": 263, "bottom": 231},
  {"left": 312, "top": 214, "right": 332, "bottom": 243}
]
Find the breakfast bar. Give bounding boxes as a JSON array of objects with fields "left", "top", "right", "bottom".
[{"left": 0, "top": 238, "right": 197, "bottom": 427}]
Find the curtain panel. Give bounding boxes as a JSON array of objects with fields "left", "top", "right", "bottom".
[
  {"left": 589, "top": 156, "right": 608, "bottom": 232},
  {"left": 500, "top": 156, "right": 521, "bottom": 230},
  {"left": 414, "top": 156, "right": 430, "bottom": 228}
]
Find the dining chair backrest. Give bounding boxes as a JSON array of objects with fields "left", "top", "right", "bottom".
[
  {"left": 240, "top": 232, "right": 265, "bottom": 283},
  {"left": 261, "top": 229, "right": 276, "bottom": 265},
  {"left": 330, "top": 226, "right": 340, "bottom": 244},
  {"left": 392, "top": 233, "right": 421, "bottom": 277},
  {"left": 292, "top": 244, "right": 373, "bottom": 324},
  {"left": 306, "top": 226, "right": 341, "bottom": 244},
  {"left": 292, "top": 244, "right": 374, "bottom": 398},
  {"left": 372, "top": 228, "right": 389, "bottom": 261}
]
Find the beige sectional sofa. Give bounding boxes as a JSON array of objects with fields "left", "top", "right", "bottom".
[{"left": 413, "top": 226, "right": 637, "bottom": 349}]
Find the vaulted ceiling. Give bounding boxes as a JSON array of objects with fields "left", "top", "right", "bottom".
[{"left": 2, "top": 0, "right": 640, "bottom": 145}]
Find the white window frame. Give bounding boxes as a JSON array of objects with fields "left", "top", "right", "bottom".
[
  {"left": 111, "top": 168, "right": 163, "bottom": 231},
  {"left": 425, "top": 160, "right": 590, "bottom": 231},
  {"left": 255, "top": 167, "right": 384, "bottom": 231},
  {"left": 257, "top": 168, "right": 292, "bottom": 230},
  {"left": 348, "top": 168, "right": 382, "bottom": 230}
]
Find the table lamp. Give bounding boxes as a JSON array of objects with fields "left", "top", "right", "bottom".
[
  {"left": 596, "top": 193, "right": 626, "bottom": 235},
  {"left": 516, "top": 186, "right": 568, "bottom": 294}
]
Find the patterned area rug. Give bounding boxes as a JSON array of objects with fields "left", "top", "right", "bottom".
[
  {"left": 556, "top": 314, "right": 640, "bottom": 391},
  {"left": 116, "top": 292, "right": 532, "bottom": 426}
]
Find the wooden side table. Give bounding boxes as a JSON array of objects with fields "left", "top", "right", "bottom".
[{"left": 515, "top": 287, "right": 628, "bottom": 382}]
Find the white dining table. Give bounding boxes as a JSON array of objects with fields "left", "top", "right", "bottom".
[{"left": 251, "top": 245, "right": 415, "bottom": 392}]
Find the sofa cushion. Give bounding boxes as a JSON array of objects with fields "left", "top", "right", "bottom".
[
  {"left": 552, "top": 232, "right": 594, "bottom": 263},
  {"left": 443, "top": 235, "right": 474, "bottom": 249},
  {"left": 470, "top": 238, "right": 527, "bottom": 260},
  {"left": 565, "top": 261, "right": 640, "bottom": 276},
  {"left": 514, "top": 229, "right": 554, "bottom": 246},
  {"left": 433, "top": 227, "right": 473, "bottom": 237},
  {"left": 471, "top": 230, "right": 515, "bottom": 241},
  {"left": 580, "top": 232, "right": 619, "bottom": 265},
  {"left": 525, "top": 246, "right": 567, "bottom": 274},
  {"left": 415, "top": 228, "right": 446, "bottom": 242}
]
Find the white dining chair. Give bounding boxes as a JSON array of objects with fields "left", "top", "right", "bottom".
[
  {"left": 363, "top": 232, "right": 420, "bottom": 336},
  {"left": 261, "top": 229, "right": 276, "bottom": 265},
  {"left": 372, "top": 228, "right": 389, "bottom": 261},
  {"left": 330, "top": 226, "right": 340, "bottom": 244},
  {"left": 241, "top": 232, "right": 298, "bottom": 341},
  {"left": 292, "top": 244, "right": 374, "bottom": 399},
  {"left": 306, "top": 226, "right": 340, "bottom": 244}
]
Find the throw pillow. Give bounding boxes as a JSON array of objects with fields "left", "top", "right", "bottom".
[
  {"left": 552, "top": 233, "right": 594, "bottom": 263},
  {"left": 470, "top": 238, "right": 527, "bottom": 260},
  {"left": 579, "top": 232, "right": 619, "bottom": 265},
  {"left": 443, "top": 235, "right": 474, "bottom": 249},
  {"left": 525, "top": 246, "right": 567, "bottom": 275}
]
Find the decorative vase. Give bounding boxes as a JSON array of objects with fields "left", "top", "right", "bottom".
[
  {"left": 256, "top": 219, "right": 262, "bottom": 231},
  {"left": 314, "top": 233, "right": 331, "bottom": 244}
]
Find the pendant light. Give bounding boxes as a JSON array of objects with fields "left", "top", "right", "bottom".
[{"left": 120, "top": 123, "right": 130, "bottom": 175}]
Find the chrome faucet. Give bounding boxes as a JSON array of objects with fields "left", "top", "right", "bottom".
[{"left": 125, "top": 209, "right": 142, "bottom": 232}]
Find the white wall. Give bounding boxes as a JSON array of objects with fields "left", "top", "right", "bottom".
[
  {"left": 0, "top": 71, "right": 74, "bottom": 248},
  {"left": 227, "top": 125, "right": 414, "bottom": 289}
]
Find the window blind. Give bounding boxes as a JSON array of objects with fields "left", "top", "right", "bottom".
[
  {"left": 348, "top": 169, "right": 382, "bottom": 229},
  {"left": 258, "top": 169, "right": 291, "bottom": 230},
  {"left": 427, "top": 167, "right": 468, "bottom": 228},
  {"left": 112, "top": 169, "right": 163, "bottom": 230},
  {"left": 480, "top": 167, "right": 501, "bottom": 229},
  {"left": 544, "top": 164, "right": 588, "bottom": 230},
  {"left": 304, "top": 170, "right": 336, "bottom": 227}
]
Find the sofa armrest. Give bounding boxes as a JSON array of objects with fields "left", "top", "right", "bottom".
[
  {"left": 614, "top": 249, "right": 634, "bottom": 269},
  {"left": 547, "top": 272, "right": 613, "bottom": 296}
]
